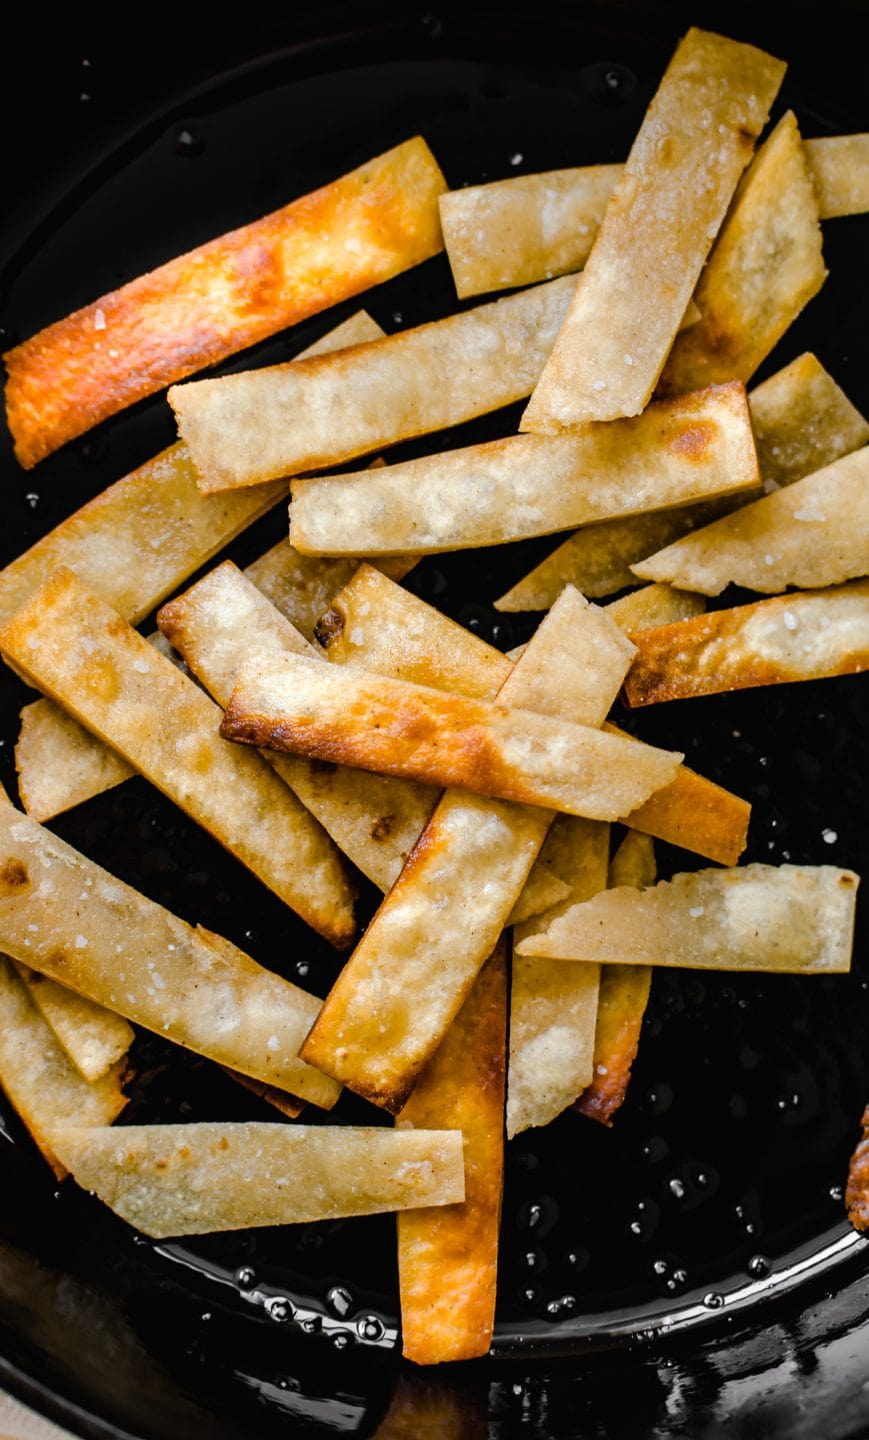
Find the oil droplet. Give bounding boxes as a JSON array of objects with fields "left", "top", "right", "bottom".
[
  {"left": 267, "top": 1297, "right": 294, "bottom": 1323},
  {"left": 327, "top": 1285, "right": 353, "bottom": 1318},
  {"left": 546, "top": 1294, "right": 576, "bottom": 1319},
  {"left": 301, "top": 1317, "right": 321, "bottom": 1334},
  {"left": 357, "top": 1315, "right": 385, "bottom": 1342},
  {"left": 703, "top": 1292, "right": 724, "bottom": 1309},
  {"left": 668, "top": 1177, "right": 686, "bottom": 1200},
  {"left": 747, "top": 1255, "right": 770, "bottom": 1279},
  {"left": 295, "top": 961, "right": 310, "bottom": 980},
  {"left": 174, "top": 127, "right": 206, "bottom": 158},
  {"left": 235, "top": 1266, "right": 256, "bottom": 1289},
  {"left": 829, "top": 1184, "right": 844, "bottom": 1202},
  {"left": 332, "top": 1332, "right": 351, "bottom": 1350}
]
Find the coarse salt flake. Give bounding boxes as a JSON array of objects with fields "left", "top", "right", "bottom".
[
  {"left": 94, "top": 308, "right": 106, "bottom": 331},
  {"left": 782, "top": 611, "right": 797, "bottom": 631}
]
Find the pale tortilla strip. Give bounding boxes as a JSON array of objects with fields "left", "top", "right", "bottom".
[
  {"left": 0, "top": 786, "right": 341, "bottom": 1106},
  {"left": 171, "top": 275, "right": 579, "bottom": 490},
  {"left": 46, "top": 1122, "right": 464, "bottom": 1238},
  {"left": 517, "top": 864, "right": 858, "bottom": 973},
  {"left": 506, "top": 868, "right": 571, "bottom": 927},
  {"left": 605, "top": 584, "right": 706, "bottom": 634},
  {"left": 5, "top": 138, "right": 445, "bottom": 468},
  {"left": 846, "top": 1106, "right": 869, "bottom": 1233},
  {"left": 290, "top": 381, "right": 760, "bottom": 556},
  {"left": 244, "top": 543, "right": 414, "bottom": 643},
  {"left": 659, "top": 112, "right": 826, "bottom": 394},
  {"left": 16, "top": 698, "right": 134, "bottom": 821},
  {"left": 0, "top": 568, "right": 355, "bottom": 948},
  {"left": 397, "top": 941, "right": 506, "bottom": 1365},
  {"left": 14, "top": 964, "right": 133, "bottom": 1083},
  {"left": 623, "top": 580, "right": 869, "bottom": 706},
  {"left": 632, "top": 445, "right": 869, "bottom": 595},
  {"left": 574, "top": 832, "right": 656, "bottom": 1127},
  {"left": 520, "top": 29, "right": 784, "bottom": 430},
  {"left": 0, "top": 956, "right": 128, "bottom": 1180},
  {"left": 299, "top": 586, "right": 635, "bottom": 1110},
  {"left": 805, "top": 135, "right": 869, "bottom": 219}
]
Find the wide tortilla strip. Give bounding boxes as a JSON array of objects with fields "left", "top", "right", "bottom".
[
  {"left": 659, "top": 112, "right": 825, "bottom": 394},
  {"left": 0, "top": 788, "right": 341, "bottom": 1105},
  {"left": 805, "top": 135, "right": 869, "bottom": 219},
  {"left": 632, "top": 446, "right": 869, "bottom": 595},
  {"left": 300, "top": 586, "right": 633, "bottom": 1110},
  {"left": 0, "top": 956, "right": 128, "bottom": 1180},
  {"left": 846, "top": 1107, "right": 869, "bottom": 1233},
  {"left": 5, "top": 138, "right": 445, "bottom": 468},
  {"left": 46, "top": 1123, "right": 464, "bottom": 1238},
  {"left": 517, "top": 864, "right": 858, "bottom": 972},
  {"left": 397, "top": 942, "right": 507, "bottom": 1365},
  {"left": 15, "top": 964, "right": 133, "bottom": 1083},
  {"left": 520, "top": 29, "right": 784, "bottom": 430},
  {"left": 623, "top": 580, "right": 869, "bottom": 705},
  {"left": 574, "top": 832, "right": 656, "bottom": 1127},
  {"left": 0, "top": 569, "right": 355, "bottom": 949},
  {"left": 290, "top": 381, "right": 760, "bottom": 556}
]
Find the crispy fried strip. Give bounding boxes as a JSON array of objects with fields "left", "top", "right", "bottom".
[
  {"left": 632, "top": 445, "right": 869, "bottom": 595},
  {"left": 14, "top": 964, "right": 133, "bottom": 1083},
  {"left": 805, "top": 135, "right": 869, "bottom": 219},
  {"left": 244, "top": 543, "right": 414, "bottom": 643},
  {"left": 46, "top": 1123, "right": 464, "bottom": 1238},
  {"left": 520, "top": 29, "right": 784, "bottom": 430},
  {"left": 516, "top": 864, "right": 858, "bottom": 973},
  {"left": 289, "top": 381, "right": 760, "bottom": 556},
  {"left": 0, "top": 569, "right": 355, "bottom": 948},
  {"left": 574, "top": 832, "right": 656, "bottom": 1127},
  {"left": 623, "top": 580, "right": 869, "bottom": 705},
  {"left": 846, "top": 1107, "right": 869, "bottom": 1233},
  {"left": 0, "top": 956, "right": 128, "bottom": 1180},
  {"left": 659, "top": 112, "right": 826, "bottom": 394},
  {"left": 397, "top": 941, "right": 507, "bottom": 1365},
  {"left": 0, "top": 787, "right": 341, "bottom": 1106},
  {"left": 5, "top": 139, "right": 445, "bottom": 468},
  {"left": 506, "top": 869, "right": 571, "bottom": 927},
  {"left": 605, "top": 584, "right": 706, "bottom": 634},
  {"left": 16, "top": 699, "right": 134, "bottom": 821}
]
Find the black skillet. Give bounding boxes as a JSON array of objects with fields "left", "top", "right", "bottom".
[{"left": 0, "top": 5, "right": 867, "bottom": 1437}]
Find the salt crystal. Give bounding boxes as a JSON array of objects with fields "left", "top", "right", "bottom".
[
  {"left": 75, "top": 934, "right": 88, "bottom": 949},
  {"left": 591, "top": 379, "right": 607, "bottom": 391},
  {"left": 763, "top": 554, "right": 774, "bottom": 566},
  {"left": 94, "top": 308, "right": 106, "bottom": 331},
  {"left": 596, "top": 1064, "right": 609, "bottom": 1077},
  {"left": 689, "top": 906, "right": 705, "bottom": 918},
  {"left": 782, "top": 611, "right": 797, "bottom": 631},
  {"left": 509, "top": 152, "right": 523, "bottom": 166},
  {"left": 623, "top": 354, "right": 635, "bottom": 366},
  {"left": 822, "top": 828, "right": 837, "bottom": 844},
  {"left": 793, "top": 508, "right": 825, "bottom": 522},
  {"left": 267, "top": 1034, "right": 280, "bottom": 1052},
  {"left": 343, "top": 237, "right": 362, "bottom": 255},
  {"left": 349, "top": 627, "right": 365, "bottom": 645}
]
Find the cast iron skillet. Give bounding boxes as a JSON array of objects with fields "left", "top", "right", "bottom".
[{"left": 0, "top": 5, "right": 868, "bottom": 1436}]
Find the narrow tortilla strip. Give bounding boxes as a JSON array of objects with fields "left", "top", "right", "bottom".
[
  {"left": 244, "top": 543, "right": 414, "bottom": 643},
  {"left": 0, "top": 569, "right": 355, "bottom": 949},
  {"left": 506, "top": 868, "right": 571, "bottom": 927},
  {"left": 748, "top": 352, "right": 869, "bottom": 493},
  {"left": 574, "top": 832, "right": 656, "bottom": 1127},
  {"left": 805, "top": 135, "right": 869, "bottom": 219},
  {"left": 0, "top": 787, "right": 341, "bottom": 1105},
  {"left": 623, "top": 580, "right": 869, "bottom": 706},
  {"left": 4, "top": 138, "right": 445, "bottom": 468},
  {"left": 0, "top": 956, "right": 128, "bottom": 1180},
  {"left": 299, "top": 586, "right": 636, "bottom": 1110},
  {"left": 46, "top": 1123, "right": 464, "bottom": 1238},
  {"left": 16, "top": 699, "right": 134, "bottom": 821},
  {"left": 659, "top": 112, "right": 826, "bottom": 395},
  {"left": 508, "top": 818, "right": 609, "bottom": 1137},
  {"left": 605, "top": 584, "right": 706, "bottom": 634},
  {"left": 291, "top": 381, "right": 759, "bottom": 556},
  {"left": 14, "top": 964, "right": 133, "bottom": 1083},
  {"left": 617, "top": 751, "right": 748, "bottom": 867},
  {"left": 846, "top": 1107, "right": 869, "bottom": 1233},
  {"left": 632, "top": 446, "right": 869, "bottom": 596},
  {"left": 171, "top": 275, "right": 579, "bottom": 490},
  {"left": 520, "top": 29, "right": 784, "bottom": 431},
  {"left": 517, "top": 864, "right": 858, "bottom": 973},
  {"left": 397, "top": 942, "right": 506, "bottom": 1365}
]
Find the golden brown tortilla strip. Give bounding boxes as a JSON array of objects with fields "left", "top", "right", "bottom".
[
  {"left": 517, "top": 864, "right": 859, "bottom": 972},
  {"left": 520, "top": 29, "right": 784, "bottom": 431},
  {"left": 623, "top": 580, "right": 869, "bottom": 706},
  {"left": 171, "top": 275, "right": 580, "bottom": 491},
  {"left": 574, "top": 832, "right": 656, "bottom": 1127},
  {"left": 632, "top": 445, "right": 869, "bottom": 595},
  {"left": 243, "top": 543, "right": 414, "bottom": 643},
  {"left": 0, "top": 787, "right": 341, "bottom": 1105},
  {"left": 0, "top": 568, "right": 355, "bottom": 948},
  {"left": 659, "top": 112, "right": 826, "bottom": 395},
  {"left": 5, "top": 138, "right": 445, "bottom": 468},
  {"left": 290, "top": 382, "right": 760, "bottom": 556},
  {"left": 46, "top": 1122, "right": 464, "bottom": 1238},
  {"left": 0, "top": 956, "right": 128, "bottom": 1180},
  {"left": 397, "top": 941, "right": 507, "bottom": 1365},
  {"left": 16, "top": 698, "right": 134, "bottom": 821},
  {"left": 605, "top": 584, "right": 706, "bottom": 634},
  {"left": 805, "top": 135, "right": 869, "bottom": 219},
  {"left": 617, "top": 753, "right": 749, "bottom": 867},
  {"left": 748, "top": 352, "right": 869, "bottom": 493},
  {"left": 14, "top": 964, "right": 133, "bottom": 1083},
  {"left": 846, "top": 1107, "right": 869, "bottom": 1233}
]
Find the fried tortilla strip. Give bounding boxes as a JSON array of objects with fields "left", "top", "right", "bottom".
[
  {"left": 171, "top": 275, "right": 580, "bottom": 490},
  {"left": 506, "top": 868, "right": 571, "bottom": 926},
  {"left": 397, "top": 942, "right": 506, "bottom": 1365},
  {"left": 605, "top": 584, "right": 706, "bottom": 634},
  {"left": 659, "top": 112, "right": 826, "bottom": 394},
  {"left": 623, "top": 580, "right": 869, "bottom": 706},
  {"left": 520, "top": 29, "right": 784, "bottom": 431},
  {"left": 46, "top": 1122, "right": 464, "bottom": 1238},
  {"left": 290, "top": 381, "right": 760, "bottom": 556},
  {"left": 617, "top": 753, "right": 748, "bottom": 866},
  {"left": 16, "top": 699, "right": 134, "bottom": 820},
  {"left": 574, "top": 832, "right": 656, "bottom": 1127},
  {"left": 14, "top": 964, "right": 133, "bottom": 1083},
  {"left": 632, "top": 445, "right": 869, "bottom": 596},
  {"left": 244, "top": 544, "right": 414, "bottom": 643},
  {"left": 805, "top": 135, "right": 869, "bottom": 219},
  {"left": 0, "top": 788, "right": 341, "bottom": 1105},
  {"left": 517, "top": 864, "right": 859, "bottom": 973},
  {"left": 300, "top": 586, "right": 636, "bottom": 1110},
  {"left": 5, "top": 138, "right": 446, "bottom": 468},
  {"left": 0, "top": 956, "right": 128, "bottom": 1180},
  {"left": 846, "top": 1107, "right": 869, "bottom": 1233},
  {"left": 222, "top": 653, "right": 681, "bottom": 821},
  {"left": 0, "top": 569, "right": 355, "bottom": 948},
  {"left": 221, "top": 1069, "right": 304, "bottom": 1120}
]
